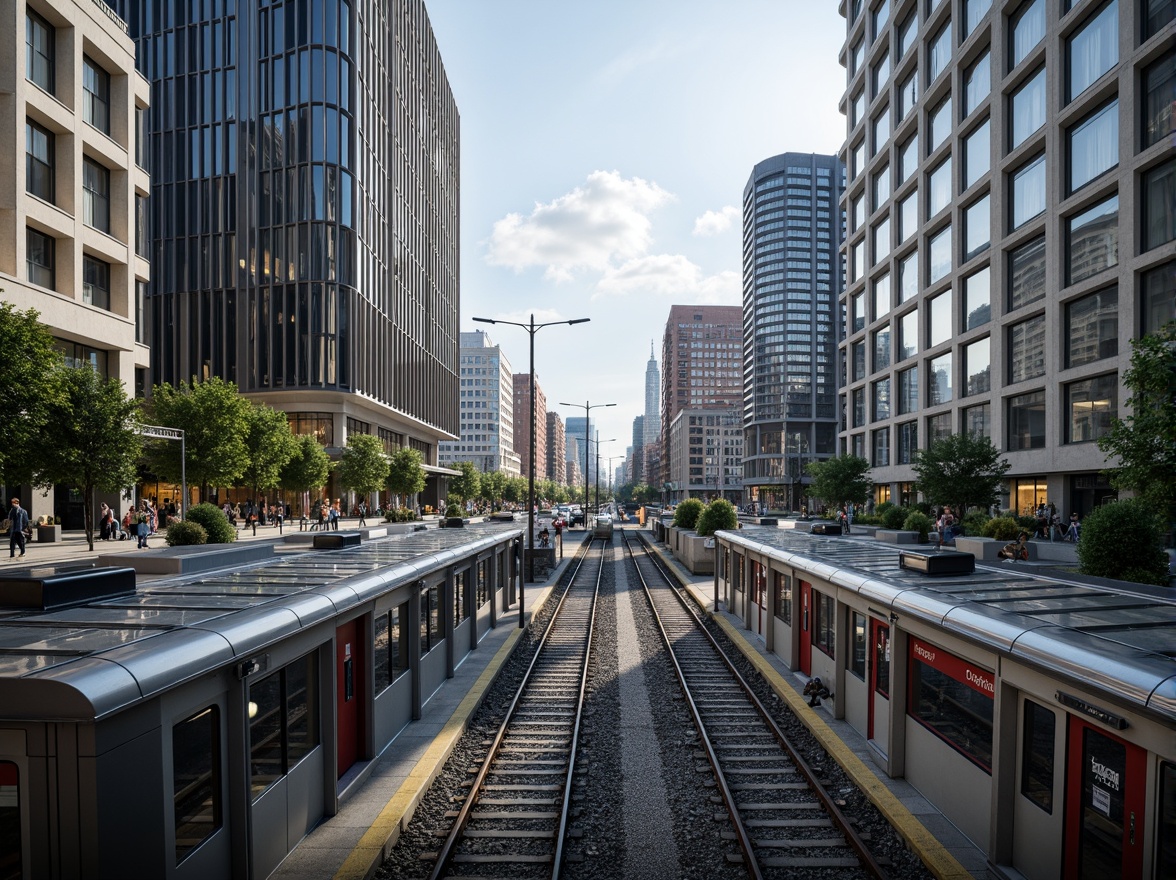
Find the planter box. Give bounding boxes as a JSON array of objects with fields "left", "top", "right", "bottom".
[
  {"left": 678, "top": 532, "right": 715, "bottom": 575},
  {"left": 876, "top": 529, "right": 918, "bottom": 544},
  {"left": 36, "top": 524, "right": 62, "bottom": 543}
]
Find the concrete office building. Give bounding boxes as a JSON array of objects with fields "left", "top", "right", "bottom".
[
  {"left": 2, "top": 0, "right": 151, "bottom": 527},
  {"left": 513, "top": 372, "right": 547, "bottom": 486},
  {"left": 839, "top": 0, "right": 1174, "bottom": 516},
  {"left": 545, "top": 411, "right": 566, "bottom": 484},
  {"left": 113, "top": 0, "right": 461, "bottom": 499},
  {"left": 439, "top": 330, "right": 521, "bottom": 476},
  {"left": 742, "top": 152, "right": 845, "bottom": 512},
  {"left": 565, "top": 415, "right": 597, "bottom": 486},
  {"left": 665, "top": 408, "right": 745, "bottom": 504}
]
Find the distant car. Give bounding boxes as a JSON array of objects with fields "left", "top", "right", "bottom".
[
  {"left": 593, "top": 514, "right": 614, "bottom": 539},
  {"left": 570, "top": 510, "right": 585, "bottom": 526}
]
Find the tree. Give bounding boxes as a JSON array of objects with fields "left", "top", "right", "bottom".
[
  {"left": 503, "top": 476, "right": 526, "bottom": 505},
  {"left": 34, "top": 366, "right": 141, "bottom": 550},
  {"left": 338, "top": 434, "right": 390, "bottom": 502},
  {"left": 480, "top": 470, "right": 507, "bottom": 507},
  {"left": 449, "top": 461, "right": 481, "bottom": 504},
  {"left": 632, "top": 483, "right": 655, "bottom": 505},
  {"left": 280, "top": 434, "right": 332, "bottom": 514},
  {"left": 912, "top": 432, "right": 1010, "bottom": 515},
  {"left": 0, "top": 303, "right": 62, "bottom": 484},
  {"left": 148, "top": 377, "right": 251, "bottom": 500},
  {"left": 387, "top": 447, "right": 425, "bottom": 508},
  {"left": 805, "top": 456, "right": 872, "bottom": 509},
  {"left": 1098, "top": 322, "right": 1176, "bottom": 526},
  {"left": 240, "top": 402, "right": 299, "bottom": 502}
]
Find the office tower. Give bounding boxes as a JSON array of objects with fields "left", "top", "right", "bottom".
[
  {"left": 840, "top": 0, "right": 1173, "bottom": 516},
  {"left": 546, "top": 411, "right": 566, "bottom": 484},
  {"left": 3, "top": 1, "right": 150, "bottom": 526},
  {"left": 742, "top": 153, "right": 846, "bottom": 512},
  {"left": 439, "top": 331, "right": 521, "bottom": 476},
  {"left": 665, "top": 408, "right": 744, "bottom": 504},
  {"left": 114, "top": 0, "right": 460, "bottom": 484},
  {"left": 630, "top": 415, "right": 645, "bottom": 483},
  {"left": 643, "top": 341, "right": 660, "bottom": 449},
  {"left": 513, "top": 372, "right": 547, "bottom": 485},
  {"left": 565, "top": 416, "right": 596, "bottom": 484}
]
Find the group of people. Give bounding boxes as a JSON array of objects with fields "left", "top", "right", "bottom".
[
  {"left": 1034, "top": 503, "right": 1081, "bottom": 543},
  {"left": 220, "top": 499, "right": 286, "bottom": 528},
  {"left": 93, "top": 500, "right": 157, "bottom": 548}
]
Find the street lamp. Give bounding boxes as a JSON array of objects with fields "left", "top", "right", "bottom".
[
  {"left": 474, "top": 314, "right": 589, "bottom": 622},
  {"left": 590, "top": 439, "right": 616, "bottom": 518},
  {"left": 558, "top": 400, "right": 615, "bottom": 531}
]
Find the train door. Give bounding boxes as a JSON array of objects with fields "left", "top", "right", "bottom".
[
  {"left": 798, "top": 581, "right": 812, "bottom": 676},
  {"left": 335, "top": 620, "right": 363, "bottom": 777},
  {"left": 752, "top": 561, "right": 766, "bottom": 637},
  {"left": 868, "top": 619, "right": 891, "bottom": 754},
  {"left": 1063, "top": 715, "right": 1146, "bottom": 878}
]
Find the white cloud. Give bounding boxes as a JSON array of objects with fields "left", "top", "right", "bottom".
[
  {"left": 485, "top": 171, "right": 674, "bottom": 282},
  {"left": 692, "top": 205, "right": 740, "bottom": 236},
  {"left": 595, "top": 254, "right": 740, "bottom": 304}
]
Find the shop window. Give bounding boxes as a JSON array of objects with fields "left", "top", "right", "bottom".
[
  {"left": 249, "top": 652, "right": 320, "bottom": 799},
  {"left": 373, "top": 603, "right": 408, "bottom": 694},
  {"left": 908, "top": 637, "right": 994, "bottom": 771},
  {"left": 850, "top": 612, "right": 867, "bottom": 679},
  {"left": 1020, "top": 699, "right": 1055, "bottom": 812},
  {"left": 814, "top": 590, "right": 835, "bottom": 658},
  {"left": 773, "top": 572, "right": 792, "bottom": 624},
  {"left": 173, "top": 706, "right": 221, "bottom": 863}
]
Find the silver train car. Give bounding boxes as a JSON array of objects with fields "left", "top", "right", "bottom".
[
  {"left": 0, "top": 527, "right": 523, "bottom": 879},
  {"left": 712, "top": 528, "right": 1175, "bottom": 880}
]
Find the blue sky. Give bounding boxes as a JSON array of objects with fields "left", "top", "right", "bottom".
[{"left": 422, "top": 0, "right": 848, "bottom": 463}]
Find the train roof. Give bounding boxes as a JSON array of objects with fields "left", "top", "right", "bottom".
[
  {"left": 0, "top": 526, "right": 522, "bottom": 722},
  {"left": 716, "top": 528, "right": 1176, "bottom": 724}
]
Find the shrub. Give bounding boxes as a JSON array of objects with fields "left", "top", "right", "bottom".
[
  {"left": 982, "top": 516, "right": 1021, "bottom": 541},
  {"left": 1077, "top": 499, "right": 1170, "bottom": 586},
  {"left": 445, "top": 505, "right": 462, "bottom": 519},
  {"left": 876, "top": 500, "right": 895, "bottom": 515},
  {"left": 385, "top": 507, "right": 420, "bottom": 522},
  {"left": 165, "top": 519, "right": 207, "bottom": 546},
  {"left": 962, "top": 511, "right": 990, "bottom": 537},
  {"left": 902, "top": 511, "right": 933, "bottom": 542},
  {"left": 881, "top": 506, "right": 908, "bottom": 530},
  {"left": 186, "top": 502, "right": 236, "bottom": 543},
  {"left": 914, "top": 501, "right": 932, "bottom": 516},
  {"left": 673, "top": 498, "right": 705, "bottom": 531},
  {"left": 697, "top": 499, "right": 738, "bottom": 537}
]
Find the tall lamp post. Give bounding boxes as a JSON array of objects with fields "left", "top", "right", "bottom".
[
  {"left": 559, "top": 400, "right": 615, "bottom": 531},
  {"left": 590, "top": 439, "right": 617, "bottom": 518},
  {"left": 474, "top": 314, "right": 589, "bottom": 621}
]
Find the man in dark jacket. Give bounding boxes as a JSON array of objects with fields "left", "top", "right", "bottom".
[{"left": 8, "top": 498, "right": 29, "bottom": 558}]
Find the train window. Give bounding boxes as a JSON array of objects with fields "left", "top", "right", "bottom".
[
  {"left": 286, "top": 653, "right": 319, "bottom": 765},
  {"left": 1, "top": 761, "right": 21, "bottom": 877},
  {"left": 248, "top": 652, "right": 321, "bottom": 799},
  {"left": 1159, "top": 762, "right": 1176, "bottom": 877},
  {"left": 476, "top": 561, "right": 488, "bottom": 607},
  {"left": 907, "top": 638, "right": 994, "bottom": 772},
  {"left": 850, "top": 613, "right": 867, "bottom": 679},
  {"left": 750, "top": 562, "right": 765, "bottom": 606},
  {"left": 454, "top": 570, "right": 468, "bottom": 624},
  {"left": 420, "top": 583, "right": 441, "bottom": 654},
  {"left": 773, "top": 572, "right": 792, "bottom": 624},
  {"left": 173, "top": 706, "right": 221, "bottom": 864},
  {"left": 373, "top": 603, "right": 409, "bottom": 694},
  {"left": 1019, "top": 699, "right": 1055, "bottom": 813},
  {"left": 813, "top": 590, "right": 835, "bottom": 658}
]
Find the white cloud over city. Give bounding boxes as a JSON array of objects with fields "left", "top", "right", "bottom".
[
  {"left": 595, "top": 255, "right": 740, "bottom": 304},
  {"left": 692, "top": 205, "right": 739, "bottom": 236}
]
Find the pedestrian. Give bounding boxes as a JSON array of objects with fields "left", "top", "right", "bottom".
[
  {"left": 7, "top": 497, "right": 29, "bottom": 559},
  {"left": 357, "top": 500, "right": 368, "bottom": 527},
  {"left": 330, "top": 499, "right": 341, "bottom": 530},
  {"left": 839, "top": 505, "right": 850, "bottom": 534},
  {"left": 846, "top": 501, "right": 855, "bottom": 530},
  {"left": 99, "top": 502, "right": 113, "bottom": 541},
  {"left": 135, "top": 503, "right": 150, "bottom": 549},
  {"left": 1067, "top": 513, "right": 1081, "bottom": 543}
]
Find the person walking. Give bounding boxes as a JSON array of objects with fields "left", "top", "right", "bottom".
[
  {"left": 357, "top": 500, "right": 368, "bottom": 527},
  {"left": 330, "top": 499, "right": 341, "bottom": 530},
  {"left": 135, "top": 503, "right": 150, "bottom": 549},
  {"left": 8, "top": 498, "right": 29, "bottom": 559},
  {"left": 99, "top": 502, "right": 113, "bottom": 541}
]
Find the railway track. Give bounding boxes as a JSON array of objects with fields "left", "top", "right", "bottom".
[
  {"left": 621, "top": 529, "right": 889, "bottom": 880},
  {"left": 424, "top": 537, "right": 605, "bottom": 880}
]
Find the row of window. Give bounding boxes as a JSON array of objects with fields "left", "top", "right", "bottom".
[{"left": 27, "top": 12, "right": 115, "bottom": 135}]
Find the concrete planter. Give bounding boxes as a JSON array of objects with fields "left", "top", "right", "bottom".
[
  {"left": 36, "top": 524, "right": 62, "bottom": 543},
  {"left": 876, "top": 529, "right": 919, "bottom": 544},
  {"left": 678, "top": 532, "right": 716, "bottom": 575}
]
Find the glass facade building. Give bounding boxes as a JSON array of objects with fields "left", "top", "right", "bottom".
[
  {"left": 112, "top": 0, "right": 459, "bottom": 461},
  {"left": 742, "top": 153, "right": 846, "bottom": 511}
]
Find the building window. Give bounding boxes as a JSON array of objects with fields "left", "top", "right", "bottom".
[
  {"left": 929, "top": 21, "right": 952, "bottom": 81},
  {"left": 852, "top": 89, "right": 865, "bottom": 128},
  {"left": 851, "top": 612, "right": 868, "bottom": 679},
  {"left": 964, "top": 337, "right": 991, "bottom": 397},
  {"left": 1159, "top": 763, "right": 1176, "bottom": 872},
  {"left": 853, "top": 340, "right": 866, "bottom": 381},
  {"left": 1011, "top": 0, "right": 1045, "bottom": 69},
  {"left": 899, "top": 190, "right": 919, "bottom": 240},
  {"left": 874, "top": 324, "right": 891, "bottom": 371},
  {"left": 897, "top": 420, "right": 918, "bottom": 463},
  {"left": 814, "top": 590, "right": 836, "bottom": 658},
  {"left": 373, "top": 602, "right": 409, "bottom": 694},
  {"left": 928, "top": 289, "right": 951, "bottom": 347},
  {"left": 1143, "top": 159, "right": 1176, "bottom": 251},
  {"left": 1066, "top": 196, "right": 1118, "bottom": 285},
  {"left": 874, "top": 216, "right": 891, "bottom": 262},
  {"left": 964, "top": 52, "right": 991, "bottom": 118},
  {"left": 83, "top": 158, "right": 111, "bottom": 233},
  {"left": 1008, "top": 389, "right": 1045, "bottom": 449},
  {"left": 929, "top": 352, "right": 953, "bottom": 406},
  {"left": 964, "top": 402, "right": 991, "bottom": 438},
  {"left": 874, "top": 273, "right": 891, "bottom": 322},
  {"left": 1065, "top": 288, "right": 1118, "bottom": 368},
  {"left": 874, "top": 163, "right": 891, "bottom": 204},
  {"left": 1011, "top": 154, "right": 1046, "bottom": 229},
  {"left": 1066, "top": 373, "right": 1117, "bottom": 443},
  {"left": 1066, "top": 1, "right": 1118, "bottom": 103},
  {"left": 965, "top": 266, "right": 992, "bottom": 329},
  {"left": 1143, "top": 50, "right": 1175, "bottom": 149},
  {"left": 899, "top": 70, "right": 919, "bottom": 119},
  {"left": 774, "top": 572, "right": 792, "bottom": 624},
  {"left": 873, "top": 377, "right": 891, "bottom": 420},
  {"left": 852, "top": 241, "right": 865, "bottom": 282},
  {"left": 900, "top": 250, "right": 919, "bottom": 301},
  {"left": 25, "top": 122, "right": 53, "bottom": 203},
  {"left": 1009, "top": 235, "right": 1046, "bottom": 310},
  {"left": 173, "top": 706, "right": 222, "bottom": 864},
  {"left": 852, "top": 433, "right": 865, "bottom": 458},
  {"left": 1020, "top": 700, "right": 1055, "bottom": 813},
  {"left": 248, "top": 653, "right": 320, "bottom": 800},
  {"left": 26, "top": 228, "right": 54, "bottom": 289},
  {"left": 136, "top": 280, "right": 146, "bottom": 344},
  {"left": 965, "top": 0, "right": 992, "bottom": 36},
  {"left": 287, "top": 412, "right": 334, "bottom": 446},
  {"left": 873, "top": 427, "right": 890, "bottom": 466},
  {"left": 929, "top": 95, "right": 952, "bottom": 151},
  {"left": 82, "top": 256, "right": 111, "bottom": 310},
  {"left": 873, "top": 108, "right": 891, "bottom": 156},
  {"left": 853, "top": 141, "right": 866, "bottom": 181},
  {"left": 908, "top": 638, "right": 994, "bottom": 772},
  {"left": 853, "top": 192, "right": 866, "bottom": 230},
  {"left": 928, "top": 225, "right": 952, "bottom": 284},
  {"left": 898, "top": 364, "right": 918, "bottom": 413},
  {"left": 853, "top": 291, "right": 866, "bottom": 333},
  {"left": 898, "top": 12, "right": 918, "bottom": 57},
  {"left": 136, "top": 195, "right": 150, "bottom": 257},
  {"left": 25, "top": 10, "right": 54, "bottom": 94},
  {"left": 899, "top": 310, "right": 919, "bottom": 362},
  {"left": 1068, "top": 101, "right": 1118, "bottom": 194},
  {"left": 83, "top": 57, "right": 110, "bottom": 135},
  {"left": 964, "top": 194, "right": 991, "bottom": 261},
  {"left": 1011, "top": 68, "right": 1046, "bottom": 148},
  {"left": 929, "top": 156, "right": 952, "bottom": 216},
  {"left": 1141, "top": 262, "right": 1175, "bottom": 334},
  {"left": 927, "top": 412, "right": 953, "bottom": 443},
  {"left": 1009, "top": 314, "right": 1045, "bottom": 383},
  {"left": 873, "top": 51, "right": 892, "bottom": 97},
  {"left": 851, "top": 37, "right": 864, "bottom": 74},
  {"left": 853, "top": 388, "right": 866, "bottom": 427},
  {"left": 1146, "top": 0, "right": 1175, "bottom": 38},
  {"left": 964, "top": 119, "right": 990, "bottom": 188}
]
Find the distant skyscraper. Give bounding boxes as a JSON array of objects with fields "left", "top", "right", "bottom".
[
  {"left": 643, "top": 341, "right": 660, "bottom": 449},
  {"left": 439, "top": 332, "right": 521, "bottom": 476},
  {"left": 742, "top": 152, "right": 845, "bottom": 511},
  {"left": 546, "top": 412, "right": 567, "bottom": 484},
  {"left": 513, "top": 373, "right": 547, "bottom": 483},
  {"left": 631, "top": 415, "right": 645, "bottom": 483},
  {"left": 565, "top": 416, "right": 597, "bottom": 484}
]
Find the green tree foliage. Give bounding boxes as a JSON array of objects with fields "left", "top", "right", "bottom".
[
  {"left": 697, "top": 499, "right": 738, "bottom": 536},
  {"left": 912, "top": 432, "right": 1010, "bottom": 515},
  {"left": 673, "top": 498, "right": 705, "bottom": 531},
  {"left": 165, "top": 519, "right": 207, "bottom": 546},
  {"left": 449, "top": 461, "right": 481, "bottom": 503},
  {"left": 34, "top": 365, "right": 141, "bottom": 550},
  {"left": 631, "top": 483, "right": 655, "bottom": 505},
  {"left": 502, "top": 476, "right": 527, "bottom": 505},
  {"left": 480, "top": 470, "right": 507, "bottom": 507},
  {"left": 337, "top": 433, "right": 389, "bottom": 498},
  {"left": 280, "top": 434, "right": 332, "bottom": 506},
  {"left": 186, "top": 502, "right": 236, "bottom": 544},
  {"left": 1097, "top": 322, "right": 1176, "bottom": 526},
  {"left": 1077, "top": 499, "right": 1170, "bottom": 586},
  {"left": 240, "top": 403, "right": 299, "bottom": 499},
  {"left": 386, "top": 447, "right": 425, "bottom": 507},
  {"left": 981, "top": 516, "right": 1022, "bottom": 541},
  {"left": 805, "top": 456, "right": 872, "bottom": 509},
  {"left": 903, "top": 510, "right": 933, "bottom": 542},
  {"left": 0, "top": 303, "right": 61, "bottom": 484},
  {"left": 881, "top": 506, "right": 908, "bottom": 529},
  {"left": 148, "top": 377, "right": 251, "bottom": 500}
]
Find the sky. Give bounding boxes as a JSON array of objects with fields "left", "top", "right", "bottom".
[{"left": 421, "top": 0, "right": 849, "bottom": 468}]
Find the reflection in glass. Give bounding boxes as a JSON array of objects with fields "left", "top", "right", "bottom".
[{"left": 1066, "top": 196, "right": 1118, "bottom": 285}]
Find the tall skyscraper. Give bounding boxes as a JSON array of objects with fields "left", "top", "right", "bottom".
[
  {"left": 839, "top": 0, "right": 1173, "bottom": 516},
  {"left": 546, "top": 412, "right": 566, "bottom": 484},
  {"left": 439, "top": 331, "right": 521, "bottom": 476},
  {"left": 115, "top": 0, "right": 460, "bottom": 482},
  {"left": 565, "top": 415, "right": 597, "bottom": 485},
  {"left": 643, "top": 341, "right": 660, "bottom": 449},
  {"left": 630, "top": 415, "right": 645, "bottom": 483},
  {"left": 742, "top": 153, "right": 845, "bottom": 511},
  {"left": 513, "top": 372, "right": 547, "bottom": 484}
]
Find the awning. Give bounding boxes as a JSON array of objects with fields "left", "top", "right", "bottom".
[{"left": 423, "top": 464, "right": 462, "bottom": 477}]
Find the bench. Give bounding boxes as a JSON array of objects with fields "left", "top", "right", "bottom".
[
  {"left": 876, "top": 529, "right": 918, "bottom": 544},
  {"left": 313, "top": 531, "right": 363, "bottom": 550},
  {"left": 0, "top": 564, "right": 135, "bottom": 610},
  {"left": 899, "top": 550, "right": 976, "bottom": 576}
]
